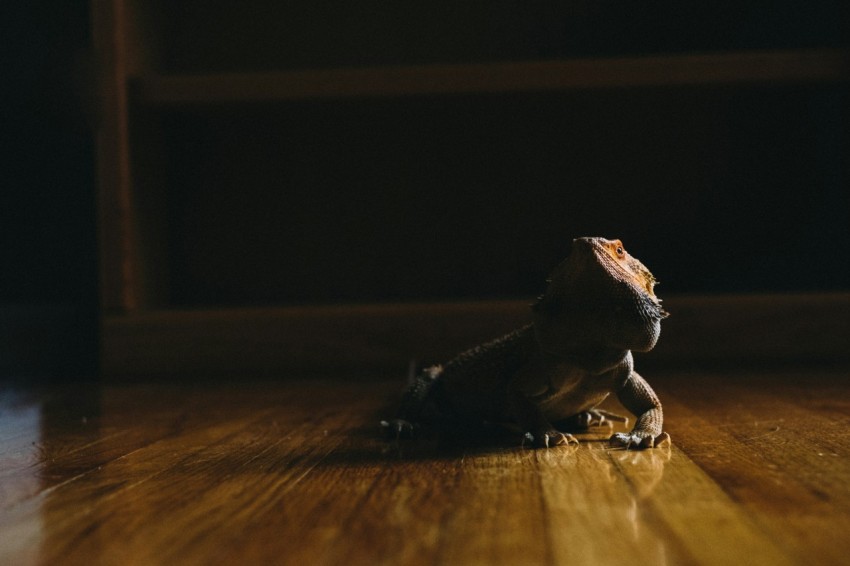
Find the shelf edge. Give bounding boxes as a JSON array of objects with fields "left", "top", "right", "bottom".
[{"left": 133, "top": 49, "right": 850, "bottom": 104}]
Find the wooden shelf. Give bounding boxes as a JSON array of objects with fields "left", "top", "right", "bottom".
[
  {"left": 94, "top": 0, "right": 850, "bottom": 382},
  {"left": 133, "top": 49, "right": 850, "bottom": 105}
]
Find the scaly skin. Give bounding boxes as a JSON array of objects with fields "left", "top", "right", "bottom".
[{"left": 383, "top": 237, "right": 670, "bottom": 450}]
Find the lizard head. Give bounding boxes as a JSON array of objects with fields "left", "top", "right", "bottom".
[
  {"left": 532, "top": 237, "right": 668, "bottom": 355},
  {"left": 582, "top": 237, "right": 664, "bottom": 301}
]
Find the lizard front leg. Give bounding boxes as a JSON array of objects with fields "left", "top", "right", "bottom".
[
  {"left": 610, "top": 371, "right": 670, "bottom": 449},
  {"left": 509, "top": 388, "right": 578, "bottom": 448}
]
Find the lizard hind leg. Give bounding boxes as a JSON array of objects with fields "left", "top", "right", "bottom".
[{"left": 554, "top": 409, "right": 629, "bottom": 432}]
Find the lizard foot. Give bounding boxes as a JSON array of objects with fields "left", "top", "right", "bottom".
[
  {"left": 556, "top": 409, "right": 629, "bottom": 431},
  {"left": 609, "top": 431, "right": 671, "bottom": 450},
  {"left": 380, "top": 418, "right": 416, "bottom": 440},
  {"left": 523, "top": 430, "right": 580, "bottom": 449}
]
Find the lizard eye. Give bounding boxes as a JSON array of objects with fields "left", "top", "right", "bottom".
[{"left": 615, "top": 246, "right": 624, "bottom": 257}]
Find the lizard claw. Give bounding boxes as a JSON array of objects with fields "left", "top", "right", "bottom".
[{"left": 609, "top": 431, "right": 671, "bottom": 450}]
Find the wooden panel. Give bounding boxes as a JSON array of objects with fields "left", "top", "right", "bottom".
[
  {"left": 649, "top": 293, "right": 850, "bottom": 367},
  {"left": 92, "top": 0, "right": 167, "bottom": 313},
  {"left": 100, "top": 293, "right": 850, "bottom": 378},
  {"left": 150, "top": 3, "right": 848, "bottom": 74},
  {"left": 136, "top": 49, "right": 850, "bottom": 104},
  {"left": 2, "top": 372, "right": 849, "bottom": 564},
  {"left": 101, "top": 301, "right": 532, "bottom": 378},
  {"left": 91, "top": 0, "right": 138, "bottom": 311},
  {"left": 153, "top": 87, "right": 846, "bottom": 307}
]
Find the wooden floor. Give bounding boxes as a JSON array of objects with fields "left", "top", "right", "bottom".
[{"left": 1, "top": 370, "right": 848, "bottom": 565}]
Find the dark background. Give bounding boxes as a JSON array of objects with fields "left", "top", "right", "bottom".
[
  {"left": 3, "top": 2, "right": 97, "bottom": 378},
  {"left": 3, "top": 1, "right": 848, "bottom": 377}
]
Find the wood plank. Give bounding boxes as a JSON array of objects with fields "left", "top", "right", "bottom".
[
  {"left": 0, "top": 389, "right": 308, "bottom": 563},
  {"left": 657, "top": 372, "right": 850, "bottom": 565},
  {"left": 2, "top": 375, "right": 850, "bottom": 564},
  {"left": 0, "top": 384, "right": 303, "bottom": 512},
  {"left": 0, "top": 395, "right": 41, "bottom": 512},
  {"left": 101, "top": 294, "right": 850, "bottom": 378},
  {"left": 534, "top": 446, "right": 689, "bottom": 564},
  {"left": 134, "top": 49, "right": 850, "bottom": 104},
  {"left": 610, "top": 447, "right": 794, "bottom": 566}
]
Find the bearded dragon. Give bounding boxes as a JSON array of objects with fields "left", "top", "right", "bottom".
[{"left": 382, "top": 237, "right": 670, "bottom": 449}]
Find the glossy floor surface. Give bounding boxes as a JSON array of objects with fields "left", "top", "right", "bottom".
[{"left": 1, "top": 370, "right": 848, "bottom": 565}]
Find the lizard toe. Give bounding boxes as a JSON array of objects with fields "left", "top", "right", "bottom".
[
  {"left": 609, "top": 431, "right": 670, "bottom": 450},
  {"left": 527, "top": 430, "right": 578, "bottom": 449}
]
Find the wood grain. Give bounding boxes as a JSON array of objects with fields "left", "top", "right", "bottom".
[
  {"left": 663, "top": 372, "right": 850, "bottom": 565},
  {"left": 135, "top": 49, "right": 850, "bottom": 105},
  {"left": 2, "top": 372, "right": 849, "bottom": 565}
]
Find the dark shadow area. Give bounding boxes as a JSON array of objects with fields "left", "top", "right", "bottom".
[
  {"left": 154, "top": 1, "right": 848, "bottom": 73},
  {"left": 2, "top": 1, "right": 98, "bottom": 381},
  {"left": 161, "top": 86, "right": 848, "bottom": 307}
]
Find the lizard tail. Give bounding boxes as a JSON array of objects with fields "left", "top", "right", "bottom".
[{"left": 381, "top": 364, "right": 445, "bottom": 439}]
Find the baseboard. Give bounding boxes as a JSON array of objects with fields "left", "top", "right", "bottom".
[{"left": 101, "top": 293, "right": 850, "bottom": 379}]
